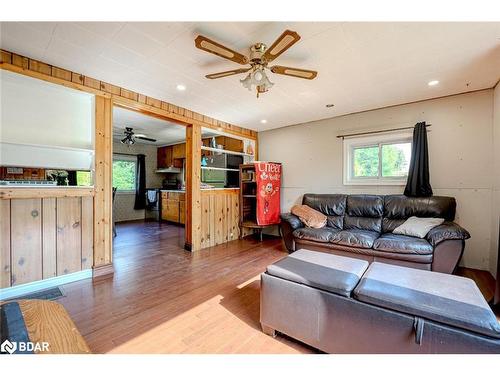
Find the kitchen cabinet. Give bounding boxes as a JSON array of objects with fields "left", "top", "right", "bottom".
[
  {"left": 201, "top": 136, "right": 243, "bottom": 153},
  {"left": 172, "top": 143, "right": 186, "bottom": 159},
  {"left": 160, "top": 191, "right": 185, "bottom": 225},
  {"left": 157, "top": 146, "right": 173, "bottom": 169}
]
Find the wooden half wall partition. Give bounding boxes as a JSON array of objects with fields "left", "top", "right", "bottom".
[{"left": 0, "top": 191, "right": 94, "bottom": 288}]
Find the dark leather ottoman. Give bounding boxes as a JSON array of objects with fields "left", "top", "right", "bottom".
[{"left": 260, "top": 249, "right": 500, "bottom": 353}]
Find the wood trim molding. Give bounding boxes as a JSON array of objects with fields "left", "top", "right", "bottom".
[
  {"left": 0, "top": 187, "right": 95, "bottom": 200},
  {"left": 92, "top": 263, "right": 114, "bottom": 279},
  {"left": 0, "top": 49, "right": 257, "bottom": 140}
]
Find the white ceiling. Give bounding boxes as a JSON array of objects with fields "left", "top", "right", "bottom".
[
  {"left": 113, "top": 106, "right": 218, "bottom": 145},
  {"left": 1, "top": 22, "right": 499, "bottom": 131}
]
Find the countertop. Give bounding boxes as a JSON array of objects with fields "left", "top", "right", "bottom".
[{"left": 160, "top": 188, "right": 239, "bottom": 193}]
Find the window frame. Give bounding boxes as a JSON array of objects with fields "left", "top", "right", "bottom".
[
  {"left": 112, "top": 154, "right": 137, "bottom": 194},
  {"left": 343, "top": 131, "right": 412, "bottom": 186}
]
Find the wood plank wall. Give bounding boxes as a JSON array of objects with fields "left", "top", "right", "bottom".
[
  {"left": 0, "top": 197, "right": 93, "bottom": 287},
  {"left": 200, "top": 190, "right": 240, "bottom": 249}
]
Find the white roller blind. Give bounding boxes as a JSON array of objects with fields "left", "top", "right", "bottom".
[{"left": 0, "top": 70, "right": 95, "bottom": 169}]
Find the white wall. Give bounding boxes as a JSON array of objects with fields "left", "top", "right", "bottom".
[
  {"left": 113, "top": 141, "right": 163, "bottom": 222},
  {"left": 260, "top": 90, "right": 495, "bottom": 272},
  {"left": 491, "top": 83, "right": 500, "bottom": 277}
]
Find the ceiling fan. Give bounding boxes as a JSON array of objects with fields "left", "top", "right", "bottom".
[
  {"left": 119, "top": 127, "right": 157, "bottom": 146},
  {"left": 194, "top": 29, "right": 317, "bottom": 97}
]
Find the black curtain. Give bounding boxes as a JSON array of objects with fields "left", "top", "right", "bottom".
[
  {"left": 134, "top": 154, "right": 146, "bottom": 209},
  {"left": 404, "top": 122, "right": 433, "bottom": 197}
]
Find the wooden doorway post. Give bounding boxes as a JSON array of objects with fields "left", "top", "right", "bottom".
[
  {"left": 93, "top": 96, "right": 114, "bottom": 276},
  {"left": 185, "top": 124, "right": 202, "bottom": 251}
]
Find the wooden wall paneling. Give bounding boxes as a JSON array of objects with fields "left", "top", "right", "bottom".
[
  {"left": 185, "top": 124, "right": 202, "bottom": 251},
  {"left": 10, "top": 199, "right": 42, "bottom": 285},
  {"left": 81, "top": 196, "right": 94, "bottom": 270},
  {"left": 51, "top": 67, "right": 72, "bottom": 81},
  {"left": 200, "top": 194, "right": 210, "bottom": 247},
  {"left": 0, "top": 50, "right": 12, "bottom": 63},
  {"left": 42, "top": 198, "right": 57, "bottom": 279},
  {"left": 56, "top": 197, "right": 82, "bottom": 275},
  {"left": 93, "top": 96, "right": 113, "bottom": 271},
  {"left": 0, "top": 200, "right": 11, "bottom": 288},
  {"left": 231, "top": 193, "right": 240, "bottom": 240}
]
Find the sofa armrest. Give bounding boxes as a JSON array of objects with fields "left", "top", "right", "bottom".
[
  {"left": 426, "top": 222, "right": 471, "bottom": 247},
  {"left": 280, "top": 213, "right": 303, "bottom": 230},
  {"left": 279, "top": 213, "right": 303, "bottom": 252}
]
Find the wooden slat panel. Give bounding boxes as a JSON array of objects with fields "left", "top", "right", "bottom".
[
  {"left": 71, "top": 72, "right": 85, "bottom": 84},
  {"left": 0, "top": 200, "right": 11, "bottom": 287},
  {"left": 29, "top": 59, "right": 51, "bottom": 75},
  {"left": 209, "top": 194, "right": 216, "bottom": 247},
  {"left": 0, "top": 187, "right": 94, "bottom": 200},
  {"left": 81, "top": 196, "right": 94, "bottom": 270},
  {"left": 100, "top": 81, "right": 121, "bottom": 95},
  {"left": 56, "top": 197, "right": 82, "bottom": 275},
  {"left": 51, "top": 67, "right": 72, "bottom": 81},
  {"left": 12, "top": 54, "right": 29, "bottom": 69},
  {"left": 84, "top": 76, "right": 101, "bottom": 90},
  {"left": 200, "top": 194, "right": 210, "bottom": 247},
  {"left": 120, "top": 88, "right": 138, "bottom": 101},
  {"left": 146, "top": 97, "right": 161, "bottom": 108},
  {"left": 11, "top": 199, "right": 42, "bottom": 285},
  {"left": 42, "top": 198, "right": 57, "bottom": 279},
  {"left": 0, "top": 50, "right": 12, "bottom": 63}
]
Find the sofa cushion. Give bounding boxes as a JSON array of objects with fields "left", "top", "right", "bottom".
[
  {"left": 326, "top": 215, "right": 343, "bottom": 230},
  {"left": 266, "top": 249, "right": 369, "bottom": 297},
  {"left": 293, "top": 227, "right": 340, "bottom": 243},
  {"left": 330, "top": 229, "right": 379, "bottom": 249},
  {"left": 373, "top": 233, "right": 434, "bottom": 255},
  {"left": 354, "top": 262, "right": 500, "bottom": 339},
  {"left": 344, "top": 195, "right": 383, "bottom": 232},
  {"left": 302, "top": 194, "right": 347, "bottom": 216},
  {"left": 346, "top": 195, "right": 384, "bottom": 217},
  {"left": 383, "top": 195, "right": 456, "bottom": 233}
]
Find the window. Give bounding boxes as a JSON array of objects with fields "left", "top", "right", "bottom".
[
  {"left": 113, "top": 155, "right": 136, "bottom": 192},
  {"left": 344, "top": 132, "right": 412, "bottom": 185},
  {"left": 76, "top": 171, "right": 92, "bottom": 186}
]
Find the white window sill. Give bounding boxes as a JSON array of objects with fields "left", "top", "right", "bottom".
[
  {"left": 115, "top": 190, "right": 136, "bottom": 195},
  {"left": 343, "top": 179, "right": 407, "bottom": 186}
]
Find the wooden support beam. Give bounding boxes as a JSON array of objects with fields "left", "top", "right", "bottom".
[
  {"left": 93, "top": 96, "right": 113, "bottom": 276},
  {"left": 185, "top": 124, "right": 202, "bottom": 251}
]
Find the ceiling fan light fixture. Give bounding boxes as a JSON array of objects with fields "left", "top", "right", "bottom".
[{"left": 121, "top": 136, "right": 135, "bottom": 146}]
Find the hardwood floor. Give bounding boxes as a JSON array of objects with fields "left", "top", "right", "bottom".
[
  {"left": 59, "top": 220, "right": 314, "bottom": 353},
  {"left": 56, "top": 221, "right": 498, "bottom": 353}
]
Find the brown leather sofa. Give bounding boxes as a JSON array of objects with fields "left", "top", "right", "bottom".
[{"left": 280, "top": 194, "right": 470, "bottom": 274}]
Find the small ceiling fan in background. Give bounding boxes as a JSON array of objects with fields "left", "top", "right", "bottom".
[
  {"left": 194, "top": 29, "right": 318, "bottom": 97},
  {"left": 117, "top": 127, "right": 157, "bottom": 146}
]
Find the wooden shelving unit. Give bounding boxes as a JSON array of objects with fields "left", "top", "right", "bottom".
[{"left": 239, "top": 164, "right": 266, "bottom": 240}]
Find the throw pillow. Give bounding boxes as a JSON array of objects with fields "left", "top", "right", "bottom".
[
  {"left": 291, "top": 205, "right": 327, "bottom": 228},
  {"left": 393, "top": 216, "right": 445, "bottom": 238}
]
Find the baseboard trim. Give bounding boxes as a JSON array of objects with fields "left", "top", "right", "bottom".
[
  {"left": 0, "top": 269, "right": 93, "bottom": 300},
  {"left": 92, "top": 263, "right": 114, "bottom": 279}
]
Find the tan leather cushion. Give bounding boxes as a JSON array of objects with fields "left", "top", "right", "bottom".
[{"left": 291, "top": 205, "right": 327, "bottom": 228}]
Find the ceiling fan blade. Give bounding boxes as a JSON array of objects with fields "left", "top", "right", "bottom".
[
  {"left": 195, "top": 35, "right": 248, "bottom": 65},
  {"left": 135, "top": 135, "right": 157, "bottom": 142},
  {"left": 206, "top": 68, "right": 251, "bottom": 79},
  {"left": 263, "top": 30, "right": 301, "bottom": 63},
  {"left": 270, "top": 65, "right": 317, "bottom": 80}
]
